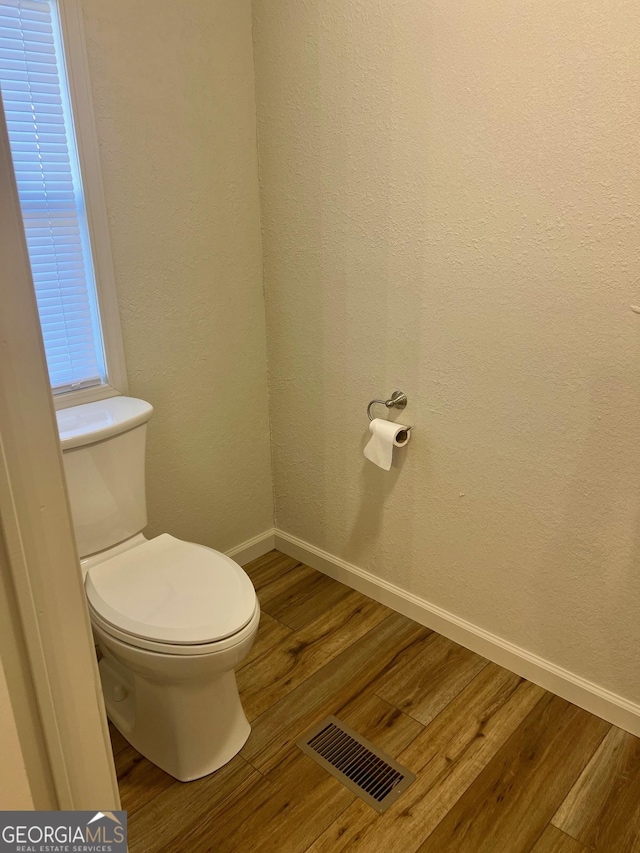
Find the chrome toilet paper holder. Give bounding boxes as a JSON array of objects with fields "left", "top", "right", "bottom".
[{"left": 367, "top": 391, "right": 410, "bottom": 426}]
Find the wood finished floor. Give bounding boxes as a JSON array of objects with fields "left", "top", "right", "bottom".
[{"left": 111, "top": 550, "right": 640, "bottom": 853}]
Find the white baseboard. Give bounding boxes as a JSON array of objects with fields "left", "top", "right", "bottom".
[
  {"left": 274, "top": 528, "right": 640, "bottom": 737},
  {"left": 226, "top": 528, "right": 275, "bottom": 566}
]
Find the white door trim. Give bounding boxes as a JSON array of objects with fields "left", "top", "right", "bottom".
[{"left": 0, "top": 99, "right": 119, "bottom": 809}]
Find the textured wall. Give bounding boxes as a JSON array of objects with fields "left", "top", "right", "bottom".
[
  {"left": 253, "top": 0, "right": 640, "bottom": 701},
  {"left": 81, "top": 0, "right": 273, "bottom": 551}
]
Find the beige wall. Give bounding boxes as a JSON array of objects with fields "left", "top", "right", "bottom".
[
  {"left": 253, "top": 0, "right": 640, "bottom": 702},
  {"left": 81, "top": 0, "right": 273, "bottom": 552},
  {"left": 0, "top": 656, "right": 33, "bottom": 809},
  {"left": 0, "top": 525, "right": 55, "bottom": 809}
]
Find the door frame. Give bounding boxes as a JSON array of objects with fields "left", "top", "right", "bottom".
[{"left": 0, "top": 98, "right": 119, "bottom": 810}]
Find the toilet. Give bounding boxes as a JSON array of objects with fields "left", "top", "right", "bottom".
[{"left": 56, "top": 396, "right": 260, "bottom": 782}]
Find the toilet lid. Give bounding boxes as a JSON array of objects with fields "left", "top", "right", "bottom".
[{"left": 85, "top": 534, "right": 257, "bottom": 645}]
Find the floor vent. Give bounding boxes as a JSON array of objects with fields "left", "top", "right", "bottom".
[{"left": 297, "top": 715, "right": 415, "bottom": 813}]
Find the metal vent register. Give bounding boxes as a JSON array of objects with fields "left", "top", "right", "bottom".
[{"left": 297, "top": 716, "right": 415, "bottom": 813}]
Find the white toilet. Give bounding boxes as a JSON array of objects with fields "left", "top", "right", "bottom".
[{"left": 56, "top": 396, "right": 260, "bottom": 782}]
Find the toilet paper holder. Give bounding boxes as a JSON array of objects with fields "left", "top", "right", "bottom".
[{"left": 367, "top": 391, "right": 410, "bottom": 424}]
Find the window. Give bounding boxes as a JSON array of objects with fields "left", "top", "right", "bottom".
[{"left": 0, "top": 0, "right": 126, "bottom": 405}]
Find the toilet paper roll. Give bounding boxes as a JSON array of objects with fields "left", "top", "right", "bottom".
[{"left": 364, "top": 418, "right": 411, "bottom": 471}]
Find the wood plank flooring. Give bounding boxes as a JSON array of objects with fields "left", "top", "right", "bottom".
[{"left": 111, "top": 550, "right": 640, "bottom": 853}]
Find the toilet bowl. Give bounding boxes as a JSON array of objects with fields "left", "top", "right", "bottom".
[{"left": 57, "top": 397, "right": 260, "bottom": 782}]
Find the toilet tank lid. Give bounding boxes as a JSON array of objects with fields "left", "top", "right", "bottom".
[{"left": 56, "top": 396, "right": 153, "bottom": 450}]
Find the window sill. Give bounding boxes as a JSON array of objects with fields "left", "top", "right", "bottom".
[{"left": 53, "top": 383, "right": 123, "bottom": 411}]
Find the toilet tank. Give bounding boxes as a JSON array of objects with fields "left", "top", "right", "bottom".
[{"left": 56, "top": 397, "right": 154, "bottom": 559}]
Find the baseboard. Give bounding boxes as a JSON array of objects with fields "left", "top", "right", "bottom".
[
  {"left": 274, "top": 528, "right": 640, "bottom": 737},
  {"left": 226, "top": 528, "right": 275, "bottom": 566}
]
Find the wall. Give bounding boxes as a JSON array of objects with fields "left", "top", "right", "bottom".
[
  {"left": 0, "top": 530, "right": 53, "bottom": 808},
  {"left": 0, "top": 656, "right": 33, "bottom": 809},
  {"left": 81, "top": 0, "right": 273, "bottom": 552},
  {"left": 253, "top": 0, "right": 640, "bottom": 703}
]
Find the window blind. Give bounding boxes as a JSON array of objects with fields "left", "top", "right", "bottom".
[{"left": 0, "top": 0, "right": 105, "bottom": 392}]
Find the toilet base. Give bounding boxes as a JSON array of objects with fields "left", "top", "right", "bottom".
[{"left": 98, "top": 635, "right": 253, "bottom": 782}]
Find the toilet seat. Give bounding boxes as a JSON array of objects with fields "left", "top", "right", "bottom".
[
  {"left": 86, "top": 533, "right": 257, "bottom": 647},
  {"left": 90, "top": 599, "right": 260, "bottom": 656}
]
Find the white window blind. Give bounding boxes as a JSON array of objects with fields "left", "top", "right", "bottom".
[{"left": 0, "top": 0, "right": 105, "bottom": 392}]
